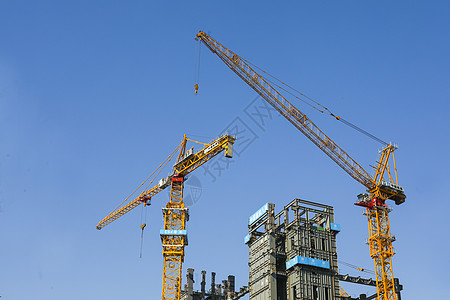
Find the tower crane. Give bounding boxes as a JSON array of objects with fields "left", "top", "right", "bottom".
[
  {"left": 97, "top": 133, "right": 235, "bottom": 300},
  {"left": 195, "top": 31, "right": 405, "bottom": 300}
]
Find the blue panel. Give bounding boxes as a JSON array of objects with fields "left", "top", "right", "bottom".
[
  {"left": 310, "top": 258, "right": 330, "bottom": 269},
  {"left": 244, "top": 234, "right": 250, "bottom": 244},
  {"left": 330, "top": 223, "right": 341, "bottom": 232},
  {"left": 286, "top": 258, "right": 294, "bottom": 270},
  {"left": 317, "top": 260, "right": 330, "bottom": 269},
  {"left": 286, "top": 257, "right": 299, "bottom": 269},
  {"left": 160, "top": 229, "right": 187, "bottom": 235},
  {"left": 248, "top": 203, "right": 269, "bottom": 225},
  {"left": 298, "top": 256, "right": 309, "bottom": 265},
  {"left": 287, "top": 256, "right": 312, "bottom": 269},
  {"left": 286, "top": 256, "right": 330, "bottom": 269}
]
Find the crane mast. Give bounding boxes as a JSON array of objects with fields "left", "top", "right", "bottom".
[
  {"left": 97, "top": 134, "right": 235, "bottom": 300},
  {"left": 196, "top": 31, "right": 405, "bottom": 300},
  {"left": 160, "top": 134, "right": 235, "bottom": 300}
]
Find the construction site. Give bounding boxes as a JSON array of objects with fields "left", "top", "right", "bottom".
[
  {"left": 7, "top": 3, "right": 450, "bottom": 300},
  {"left": 94, "top": 32, "right": 406, "bottom": 300},
  {"left": 178, "top": 199, "right": 403, "bottom": 300}
]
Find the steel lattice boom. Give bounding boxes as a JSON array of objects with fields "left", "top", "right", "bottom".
[
  {"left": 97, "top": 133, "right": 235, "bottom": 300},
  {"left": 196, "top": 31, "right": 405, "bottom": 300},
  {"left": 97, "top": 185, "right": 163, "bottom": 230}
]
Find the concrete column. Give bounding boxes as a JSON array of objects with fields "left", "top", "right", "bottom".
[
  {"left": 227, "top": 275, "right": 235, "bottom": 298},
  {"left": 211, "top": 272, "right": 216, "bottom": 299},
  {"left": 186, "top": 268, "right": 195, "bottom": 300},
  {"left": 201, "top": 270, "right": 206, "bottom": 299},
  {"left": 222, "top": 280, "right": 228, "bottom": 295}
]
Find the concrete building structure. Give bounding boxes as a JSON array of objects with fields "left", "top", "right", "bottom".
[
  {"left": 245, "top": 199, "right": 341, "bottom": 300},
  {"left": 182, "top": 199, "right": 402, "bottom": 300}
]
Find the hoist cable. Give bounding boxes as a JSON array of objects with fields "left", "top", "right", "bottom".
[
  {"left": 194, "top": 42, "right": 197, "bottom": 82},
  {"left": 338, "top": 260, "right": 375, "bottom": 274},
  {"left": 243, "top": 58, "right": 331, "bottom": 113},
  {"left": 241, "top": 57, "right": 388, "bottom": 145},
  {"left": 194, "top": 40, "right": 202, "bottom": 95},
  {"left": 197, "top": 41, "right": 201, "bottom": 83},
  {"left": 139, "top": 226, "right": 145, "bottom": 259},
  {"left": 262, "top": 76, "right": 328, "bottom": 113},
  {"left": 186, "top": 133, "right": 214, "bottom": 140},
  {"left": 338, "top": 118, "right": 388, "bottom": 146},
  {"left": 108, "top": 141, "right": 182, "bottom": 215},
  {"left": 142, "top": 142, "right": 182, "bottom": 191}
]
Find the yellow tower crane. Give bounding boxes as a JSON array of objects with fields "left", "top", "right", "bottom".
[
  {"left": 97, "top": 133, "right": 235, "bottom": 300},
  {"left": 195, "top": 31, "right": 405, "bottom": 300}
]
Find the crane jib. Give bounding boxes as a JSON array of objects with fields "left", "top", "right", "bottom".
[
  {"left": 197, "top": 32, "right": 373, "bottom": 189},
  {"left": 197, "top": 30, "right": 405, "bottom": 300}
]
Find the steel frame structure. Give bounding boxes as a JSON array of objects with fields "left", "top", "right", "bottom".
[{"left": 246, "top": 199, "right": 341, "bottom": 300}]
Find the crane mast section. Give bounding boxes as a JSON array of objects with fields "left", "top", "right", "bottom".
[
  {"left": 161, "top": 134, "right": 235, "bottom": 300},
  {"left": 197, "top": 32, "right": 372, "bottom": 189}
]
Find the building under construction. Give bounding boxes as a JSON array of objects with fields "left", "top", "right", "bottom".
[
  {"left": 96, "top": 31, "right": 405, "bottom": 300},
  {"left": 179, "top": 198, "right": 402, "bottom": 300},
  {"left": 245, "top": 199, "right": 340, "bottom": 300},
  {"left": 244, "top": 199, "right": 402, "bottom": 300}
]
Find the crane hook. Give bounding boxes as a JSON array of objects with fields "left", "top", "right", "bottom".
[
  {"left": 139, "top": 223, "right": 147, "bottom": 258},
  {"left": 194, "top": 83, "right": 199, "bottom": 95}
]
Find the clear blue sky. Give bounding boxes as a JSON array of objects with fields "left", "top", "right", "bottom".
[{"left": 1, "top": 1, "right": 449, "bottom": 299}]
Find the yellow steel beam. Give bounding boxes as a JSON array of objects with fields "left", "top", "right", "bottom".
[
  {"left": 96, "top": 185, "right": 164, "bottom": 230},
  {"left": 174, "top": 134, "right": 235, "bottom": 176},
  {"left": 339, "top": 285, "right": 350, "bottom": 298},
  {"left": 161, "top": 179, "right": 185, "bottom": 300},
  {"left": 367, "top": 207, "right": 396, "bottom": 300},
  {"left": 196, "top": 31, "right": 373, "bottom": 189},
  {"left": 96, "top": 134, "right": 235, "bottom": 231}
]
